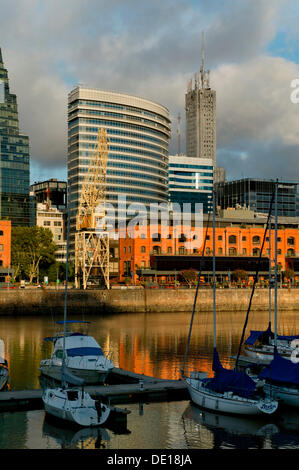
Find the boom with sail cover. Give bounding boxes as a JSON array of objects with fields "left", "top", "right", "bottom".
[{"left": 206, "top": 349, "right": 257, "bottom": 398}]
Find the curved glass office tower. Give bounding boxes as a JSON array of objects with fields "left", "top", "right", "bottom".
[{"left": 68, "top": 87, "right": 170, "bottom": 230}]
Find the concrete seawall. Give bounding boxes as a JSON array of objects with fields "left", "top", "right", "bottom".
[{"left": 0, "top": 287, "right": 297, "bottom": 315}]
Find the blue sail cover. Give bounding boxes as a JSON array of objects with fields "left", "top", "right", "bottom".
[
  {"left": 245, "top": 323, "right": 299, "bottom": 345},
  {"left": 206, "top": 349, "right": 257, "bottom": 398},
  {"left": 259, "top": 349, "right": 299, "bottom": 386}
]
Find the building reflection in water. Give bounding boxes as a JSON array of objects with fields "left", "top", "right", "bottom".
[{"left": 0, "top": 309, "right": 298, "bottom": 390}]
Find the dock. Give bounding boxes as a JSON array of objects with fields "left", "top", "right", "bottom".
[{"left": 0, "top": 367, "right": 188, "bottom": 413}]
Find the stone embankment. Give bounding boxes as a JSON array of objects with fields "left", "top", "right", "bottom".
[{"left": 0, "top": 287, "right": 297, "bottom": 315}]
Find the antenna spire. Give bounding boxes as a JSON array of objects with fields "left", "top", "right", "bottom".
[
  {"left": 201, "top": 32, "right": 205, "bottom": 87},
  {"left": 177, "top": 112, "right": 181, "bottom": 155}
]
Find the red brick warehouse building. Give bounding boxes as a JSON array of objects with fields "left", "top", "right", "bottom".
[{"left": 119, "top": 209, "right": 299, "bottom": 284}]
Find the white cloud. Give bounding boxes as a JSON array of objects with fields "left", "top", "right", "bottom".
[{"left": 0, "top": 0, "right": 298, "bottom": 181}]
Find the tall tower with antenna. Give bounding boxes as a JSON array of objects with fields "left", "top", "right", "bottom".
[{"left": 185, "top": 32, "right": 216, "bottom": 164}]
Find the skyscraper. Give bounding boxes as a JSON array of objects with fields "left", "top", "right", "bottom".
[
  {"left": 0, "top": 48, "right": 30, "bottom": 226},
  {"left": 68, "top": 86, "right": 170, "bottom": 229},
  {"left": 185, "top": 34, "right": 216, "bottom": 164}
]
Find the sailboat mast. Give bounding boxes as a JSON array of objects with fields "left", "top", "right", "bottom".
[
  {"left": 62, "top": 184, "right": 71, "bottom": 386},
  {"left": 269, "top": 217, "right": 271, "bottom": 326},
  {"left": 213, "top": 188, "right": 216, "bottom": 348},
  {"left": 274, "top": 180, "right": 278, "bottom": 347}
]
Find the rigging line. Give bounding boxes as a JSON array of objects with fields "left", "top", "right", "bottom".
[
  {"left": 181, "top": 207, "right": 212, "bottom": 376},
  {"left": 62, "top": 183, "right": 71, "bottom": 389},
  {"left": 235, "top": 188, "right": 275, "bottom": 370}
]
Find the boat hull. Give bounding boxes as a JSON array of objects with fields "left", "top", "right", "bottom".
[
  {"left": 263, "top": 382, "right": 299, "bottom": 408},
  {"left": 0, "top": 367, "right": 9, "bottom": 391},
  {"left": 244, "top": 345, "right": 293, "bottom": 363},
  {"left": 42, "top": 388, "right": 111, "bottom": 427},
  {"left": 39, "top": 363, "right": 111, "bottom": 384},
  {"left": 185, "top": 378, "right": 278, "bottom": 416}
]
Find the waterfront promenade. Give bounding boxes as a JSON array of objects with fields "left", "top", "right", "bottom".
[{"left": 0, "top": 287, "right": 297, "bottom": 315}]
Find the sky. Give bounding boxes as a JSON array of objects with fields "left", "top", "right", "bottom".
[{"left": 1, "top": 0, "right": 299, "bottom": 184}]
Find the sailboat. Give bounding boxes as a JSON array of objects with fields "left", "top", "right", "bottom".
[
  {"left": 0, "top": 340, "right": 9, "bottom": 391},
  {"left": 42, "top": 188, "right": 111, "bottom": 427},
  {"left": 244, "top": 214, "right": 299, "bottom": 363},
  {"left": 39, "top": 320, "right": 114, "bottom": 384},
  {"left": 181, "top": 189, "right": 278, "bottom": 416},
  {"left": 0, "top": 357, "right": 9, "bottom": 391},
  {"left": 257, "top": 181, "right": 299, "bottom": 407}
]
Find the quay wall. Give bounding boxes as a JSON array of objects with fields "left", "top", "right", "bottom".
[{"left": 0, "top": 288, "right": 298, "bottom": 316}]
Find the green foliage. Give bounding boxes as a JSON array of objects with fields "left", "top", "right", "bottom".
[
  {"left": 11, "top": 226, "right": 57, "bottom": 283},
  {"left": 181, "top": 268, "right": 197, "bottom": 286},
  {"left": 285, "top": 268, "right": 295, "bottom": 280},
  {"left": 231, "top": 269, "right": 248, "bottom": 281}
]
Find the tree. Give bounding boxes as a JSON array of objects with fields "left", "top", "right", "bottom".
[
  {"left": 181, "top": 268, "right": 197, "bottom": 287},
  {"left": 285, "top": 268, "right": 295, "bottom": 282},
  {"left": 231, "top": 269, "right": 248, "bottom": 282},
  {"left": 11, "top": 227, "right": 57, "bottom": 284}
]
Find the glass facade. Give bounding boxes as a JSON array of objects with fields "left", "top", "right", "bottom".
[
  {"left": 216, "top": 179, "right": 299, "bottom": 218},
  {"left": 168, "top": 155, "right": 214, "bottom": 213},
  {"left": 68, "top": 87, "right": 170, "bottom": 229},
  {"left": 0, "top": 49, "right": 30, "bottom": 226}
]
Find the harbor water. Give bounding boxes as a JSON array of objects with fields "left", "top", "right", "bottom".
[{"left": 0, "top": 310, "right": 299, "bottom": 449}]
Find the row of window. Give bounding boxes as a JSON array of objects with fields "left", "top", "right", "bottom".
[
  {"left": 123, "top": 246, "right": 297, "bottom": 256},
  {"left": 68, "top": 118, "right": 170, "bottom": 139},
  {"left": 70, "top": 99, "right": 168, "bottom": 124},
  {"left": 122, "top": 234, "right": 297, "bottom": 246},
  {"left": 69, "top": 128, "right": 167, "bottom": 147}
]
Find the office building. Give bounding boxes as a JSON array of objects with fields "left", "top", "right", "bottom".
[
  {"left": 30, "top": 179, "right": 67, "bottom": 210},
  {"left": 0, "top": 48, "right": 30, "bottom": 226},
  {"left": 168, "top": 155, "right": 213, "bottom": 213},
  {"left": 30, "top": 179, "right": 67, "bottom": 263},
  {"left": 216, "top": 178, "right": 299, "bottom": 218},
  {"left": 68, "top": 86, "right": 170, "bottom": 230}
]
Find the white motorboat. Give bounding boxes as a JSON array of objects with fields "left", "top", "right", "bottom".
[
  {"left": 181, "top": 190, "right": 278, "bottom": 417},
  {"left": 42, "top": 386, "right": 111, "bottom": 427},
  {"left": 39, "top": 321, "right": 114, "bottom": 384},
  {"left": 0, "top": 357, "right": 9, "bottom": 391},
  {"left": 41, "top": 186, "right": 112, "bottom": 428}
]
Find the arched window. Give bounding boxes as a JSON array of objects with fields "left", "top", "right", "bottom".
[
  {"left": 167, "top": 247, "right": 172, "bottom": 254},
  {"left": 288, "top": 237, "right": 295, "bottom": 246},
  {"left": 229, "top": 235, "right": 237, "bottom": 244},
  {"left": 179, "top": 233, "right": 187, "bottom": 242},
  {"left": 178, "top": 246, "right": 186, "bottom": 255},
  {"left": 141, "top": 246, "right": 146, "bottom": 253},
  {"left": 0, "top": 231, "right": 3, "bottom": 236},
  {"left": 253, "top": 248, "right": 260, "bottom": 256},
  {"left": 152, "top": 245, "right": 161, "bottom": 254},
  {"left": 252, "top": 236, "right": 260, "bottom": 244},
  {"left": 287, "top": 248, "right": 295, "bottom": 256},
  {"left": 229, "top": 247, "right": 237, "bottom": 255}
]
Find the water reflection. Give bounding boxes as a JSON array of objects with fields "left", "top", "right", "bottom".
[
  {"left": 42, "top": 415, "right": 110, "bottom": 449},
  {"left": 0, "top": 310, "right": 298, "bottom": 390},
  {"left": 181, "top": 404, "right": 279, "bottom": 449}
]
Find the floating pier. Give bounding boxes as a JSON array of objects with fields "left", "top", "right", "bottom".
[{"left": 0, "top": 368, "right": 188, "bottom": 413}]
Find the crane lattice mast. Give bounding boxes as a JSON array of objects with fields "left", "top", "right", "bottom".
[{"left": 75, "top": 128, "right": 110, "bottom": 289}]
